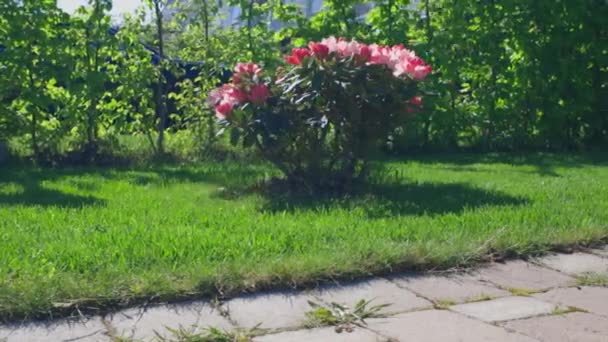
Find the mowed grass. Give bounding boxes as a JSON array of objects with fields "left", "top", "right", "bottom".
[{"left": 1, "top": 153, "right": 607, "bottom": 320}]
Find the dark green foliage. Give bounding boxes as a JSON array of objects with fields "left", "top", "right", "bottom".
[
  {"left": 402, "top": 0, "right": 608, "bottom": 151},
  {"left": 0, "top": 0, "right": 72, "bottom": 158}
]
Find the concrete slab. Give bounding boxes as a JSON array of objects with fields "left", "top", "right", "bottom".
[
  {"left": 106, "top": 301, "right": 232, "bottom": 341},
  {"left": 477, "top": 260, "right": 575, "bottom": 291},
  {"left": 225, "top": 290, "right": 315, "bottom": 330},
  {"left": 534, "top": 286, "right": 608, "bottom": 317},
  {"left": 590, "top": 245, "right": 608, "bottom": 258},
  {"left": 316, "top": 278, "right": 431, "bottom": 314},
  {"left": 450, "top": 296, "right": 556, "bottom": 322},
  {"left": 0, "top": 317, "right": 108, "bottom": 342},
  {"left": 537, "top": 253, "right": 608, "bottom": 275},
  {"left": 502, "top": 312, "right": 608, "bottom": 342},
  {"left": 254, "top": 326, "right": 382, "bottom": 342},
  {"left": 367, "top": 309, "right": 537, "bottom": 342},
  {"left": 390, "top": 273, "right": 510, "bottom": 303}
]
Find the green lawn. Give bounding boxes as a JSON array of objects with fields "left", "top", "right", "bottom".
[{"left": 1, "top": 153, "right": 607, "bottom": 320}]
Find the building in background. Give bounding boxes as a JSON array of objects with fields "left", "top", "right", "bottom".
[{"left": 162, "top": 0, "right": 387, "bottom": 30}]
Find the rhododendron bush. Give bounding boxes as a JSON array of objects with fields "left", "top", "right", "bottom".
[{"left": 208, "top": 37, "right": 431, "bottom": 192}]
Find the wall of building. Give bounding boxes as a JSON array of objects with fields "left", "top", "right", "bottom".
[{"left": 163, "top": 1, "right": 419, "bottom": 30}]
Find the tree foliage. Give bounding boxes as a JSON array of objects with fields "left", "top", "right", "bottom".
[{"left": 0, "top": 0, "right": 606, "bottom": 163}]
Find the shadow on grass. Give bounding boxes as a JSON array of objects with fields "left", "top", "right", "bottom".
[
  {"left": 0, "top": 187, "right": 103, "bottom": 208},
  {"left": 0, "top": 169, "right": 106, "bottom": 208},
  {"left": 57, "top": 160, "right": 527, "bottom": 218},
  {"left": 0, "top": 162, "right": 265, "bottom": 208},
  {"left": 2, "top": 153, "right": 560, "bottom": 211},
  {"left": 256, "top": 181, "right": 528, "bottom": 218},
  {"left": 405, "top": 152, "right": 608, "bottom": 178},
  {"left": 124, "top": 166, "right": 265, "bottom": 188}
]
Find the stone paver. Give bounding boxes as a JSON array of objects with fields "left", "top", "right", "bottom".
[
  {"left": 590, "top": 246, "right": 608, "bottom": 258},
  {"left": 390, "top": 273, "right": 510, "bottom": 303},
  {"left": 0, "top": 317, "right": 108, "bottom": 342},
  {"left": 226, "top": 290, "right": 315, "bottom": 330},
  {"left": 106, "top": 301, "right": 232, "bottom": 341},
  {"left": 367, "top": 309, "right": 537, "bottom": 342},
  {"left": 502, "top": 312, "right": 608, "bottom": 342},
  {"left": 533, "top": 286, "right": 608, "bottom": 317},
  {"left": 536, "top": 253, "right": 608, "bottom": 275},
  {"left": 450, "top": 296, "right": 556, "bottom": 322},
  {"left": 254, "top": 326, "right": 382, "bottom": 342},
  {"left": 316, "top": 278, "right": 431, "bottom": 314},
  {"left": 476, "top": 260, "right": 575, "bottom": 291}
]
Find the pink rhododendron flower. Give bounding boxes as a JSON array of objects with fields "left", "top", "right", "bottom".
[
  {"left": 233, "top": 63, "right": 263, "bottom": 85},
  {"left": 393, "top": 57, "right": 431, "bottom": 79},
  {"left": 207, "top": 88, "right": 223, "bottom": 106},
  {"left": 308, "top": 42, "right": 329, "bottom": 59},
  {"left": 369, "top": 44, "right": 393, "bottom": 67},
  {"left": 409, "top": 96, "right": 423, "bottom": 106},
  {"left": 318, "top": 37, "right": 371, "bottom": 62},
  {"left": 308, "top": 37, "right": 389, "bottom": 65},
  {"left": 225, "top": 85, "right": 248, "bottom": 103},
  {"left": 232, "top": 73, "right": 244, "bottom": 85},
  {"left": 406, "top": 96, "right": 423, "bottom": 114},
  {"left": 215, "top": 101, "right": 234, "bottom": 119},
  {"left": 235, "top": 62, "right": 262, "bottom": 76},
  {"left": 408, "top": 58, "right": 432, "bottom": 80},
  {"left": 336, "top": 39, "right": 359, "bottom": 57},
  {"left": 285, "top": 48, "right": 312, "bottom": 65},
  {"left": 248, "top": 84, "right": 271, "bottom": 104},
  {"left": 320, "top": 36, "right": 339, "bottom": 53},
  {"left": 356, "top": 43, "right": 371, "bottom": 63},
  {"left": 209, "top": 84, "right": 250, "bottom": 119},
  {"left": 367, "top": 43, "right": 431, "bottom": 80},
  {"left": 210, "top": 38, "right": 431, "bottom": 123}
]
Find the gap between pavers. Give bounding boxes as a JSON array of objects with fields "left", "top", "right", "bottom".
[
  {"left": 223, "top": 290, "right": 316, "bottom": 331},
  {"left": 501, "top": 311, "right": 608, "bottom": 342},
  {"left": 450, "top": 296, "right": 557, "bottom": 323},
  {"left": 253, "top": 325, "right": 383, "bottom": 342},
  {"left": 365, "top": 309, "right": 538, "bottom": 342},
  {"left": 475, "top": 260, "right": 576, "bottom": 291},
  {"left": 387, "top": 272, "right": 510, "bottom": 304},
  {"left": 225, "top": 278, "right": 431, "bottom": 331},
  {"left": 0, "top": 317, "right": 109, "bottom": 342},
  {"left": 104, "top": 301, "right": 233, "bottom": 341},
  {"left": 590, "top": 246, "right": 608, "bottom": 258},
  {"left": 314, "top": 278, "right": 432, "bottom": 314},
  {"left": 535, "top": 252, "right": 608, "bottom": 275},
  {"left": 533, "top": 286, "right": 608, "bottom": 317}
]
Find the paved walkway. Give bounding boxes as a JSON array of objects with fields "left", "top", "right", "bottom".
[{"left": 1, "top": 246, "right": 607, "bottom": 341}]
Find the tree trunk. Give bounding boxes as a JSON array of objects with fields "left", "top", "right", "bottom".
[
  {"left": 247, "top": 0, "right": 255, "bottom": 57},
  {"left": 424, "top": 0, "right": 432, "bottom": 43},
  {"left": 154, "top": 0, "right": 167, "bottom": 155},
  {"left": 203, "top": 0, "right": 209, "bottom": 43},
  {"left": 28, "top": 73, "right": 39, "bottom": 158},
  {"left": 0, "top": 140, "right": 8, "bottom": 165}
]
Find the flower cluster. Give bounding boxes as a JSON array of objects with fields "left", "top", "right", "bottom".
[
  {"left": 407, "top": 96, "right": 424, "bottom": 113},
  {"left": 284, "top": 36, "right": 432, "bottom": 80},
  {"left": 368, "top": 44, "right": 431, "bottom": 80},
  {"left": 207, "top": 63, "right": 270, "bottom": 119},
  {"left": 210, "top": 38, "right": 431, "bottom": 120}
]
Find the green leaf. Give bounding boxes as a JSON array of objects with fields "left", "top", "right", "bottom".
[{"left": 230, "top": 128, "right": 241, "bottom": 146}]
